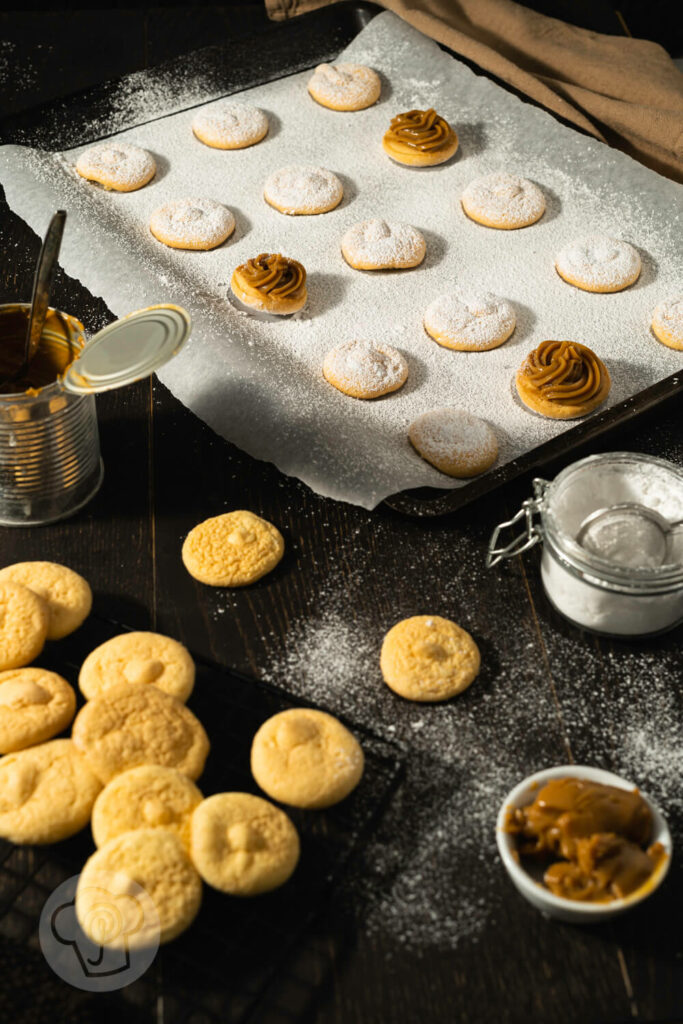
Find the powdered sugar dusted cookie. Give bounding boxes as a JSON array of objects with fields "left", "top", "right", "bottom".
[
  {"left": 264, "top": 165, "right": 343, "bottom": 215},
  {"left": 76, "top": 142, "right": 156, "bottom": 192},
  {"left": 192, "top": 101, "right": 268, "bottom": 149},
  {"left": 555, "top": 236, "right": 641, "bottom": 293},
  {"left": 651, "top": 298, "right": 683, "bottom": 351},
  {"left": 323, "top": 340, "right": 408, "bottom": 399},
  {"left": 150, "top": 198, "right": 235, "bottom": 250},
  {"left": 409, "top": 408, "right": 498, "bottom": 477},
  {"left": 308, "top": 63, "right": 381, "bottom": 111},
  {"left": 424, "top": 291, "right": 516, "bottom": 351},
  {"left": 461, "top": 172, "right": 545, "bottom": 229},
  {"left": 341, "top": 219, "right": 425, "bottom": 270}
]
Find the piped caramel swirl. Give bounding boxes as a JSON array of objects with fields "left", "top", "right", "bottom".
[
  {"left": 385, "top": 108, "right": 453, "bottom": 152},
  {"left": 521, "top": 340, "right": 607, "bottom": 405},
  {"left": 236, "top": 254, "right": 306, "bottom": 298}
]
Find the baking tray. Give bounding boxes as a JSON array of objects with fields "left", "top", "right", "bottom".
[
  {"left": 0, "top": 615, "right": 404, "bottom": 1024},
  {"left": 0, "top": 1, "right": 680, "bottom": 520}
]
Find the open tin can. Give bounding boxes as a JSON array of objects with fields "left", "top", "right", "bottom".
[
  {"left": 0, "top": 302, "right": 190, "bottom": 526},
  {"left": 487, "top": 453, "right": 683, "bottom": 638}
]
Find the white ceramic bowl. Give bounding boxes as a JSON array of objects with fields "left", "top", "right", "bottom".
[{"left": 496, "top": 764, "right": 672, "bottom": 924}]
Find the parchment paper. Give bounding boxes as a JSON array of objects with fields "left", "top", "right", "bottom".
[{"left": 1, "top": 13, "right": 681, "bottom": 508}]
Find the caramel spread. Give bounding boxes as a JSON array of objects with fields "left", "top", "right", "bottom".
[
  {"left": 384, "top": 109, "right": 454, "bottom": 152},
  {"left": 0, "top": 306, "right": 80, "bottom": 396},
  {"left": 235, "top": 254, "right": 306, "bottom": 299},
  {"left": 505, "top": 777, "right": 667, "bottom": 903},
  {"left": 520, "top": 340, "right": 607, "bottom": 406}
]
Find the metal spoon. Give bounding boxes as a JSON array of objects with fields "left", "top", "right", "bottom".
[
  {"left": 0, "top": 210, "right": 67, "bottom": 390},
  {"left": 576, "top": 502, "right": 683, "bottom": 567}
]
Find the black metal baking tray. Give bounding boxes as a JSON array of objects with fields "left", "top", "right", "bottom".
[
  {"left": 0, "top": 0, "right": 680, "bottom": 520},
  {"left": 0, "top": 615, "right": 404, "bottom": 1024}
]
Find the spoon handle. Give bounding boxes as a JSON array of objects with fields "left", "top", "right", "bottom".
[{"left": 25, "top": 210, "right": 67, "bottom": 362}]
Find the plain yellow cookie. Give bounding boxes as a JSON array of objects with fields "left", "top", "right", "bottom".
[
  {"left": 0, "top": 739, "right": 102, "bottom": 844},
  {"left": 77, "top": 829, "right": 202, "bottom": 947},
  {"left": 182, "top": 510, "right": 284, "bottom": 587},
  {"left": 190, "top": 792, "right": 300, "bottom": 895},
  {"left": 251, "top": 708, "right": 364, "bottom": 809},
  {"left": 0, "top": 580, "right": 49, "bottom": 671},
  {"left": 380, "top": 615, "right": 480, "bottom": 702},
  {"left": 72, "top": 682, "right": 210, "bottom": 784},
  {"left": 0, "top": 561, "right": 92, "bottom": 640},
  {"left": 0, "top": 668, "right": 76, "bottom": 753},
  {"left": 92, "top": 765, "right": 203, "bottom": 851},
  {"left": 79, "top": 631, "right": 195, "bottom": 702}
]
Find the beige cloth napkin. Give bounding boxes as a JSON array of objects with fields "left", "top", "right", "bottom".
[{"left": 265, "top": 0, "right": 683, "bottom": 182}]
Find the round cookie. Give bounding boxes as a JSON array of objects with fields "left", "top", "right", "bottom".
[
  {"left": 0, "top": 561, "right": 91, "bottom": 640},
  {"left": 341, "top": 219, "right": 425, "bottom": 270},
  {"left": 72, "top": 683, "right": 210, "bottom": 784},
  {"left": 150, "top": 198, "right": 235, "bottom": 251},
  {"left": 380, "top": 615, "right": 480, "bottom": 702},
  {"left": 192, "top": 101, "right": 268, "bottom": 149},
  {"left": 651, "top": 297, "right": 683, "bottom": 351},
  {"left": 0, "top": 580, "right": 49, "bottom": 672},
  {"left": 323, "top": 340, "right": 408, "bottom": 399},
  {"left": 555, "top": 235, "right": 641, "bottom": 293},
  {"left": 424, "top": 291, "right": 516, "bottom": 351},
  {"left": 382, "top": 108, "right": 458, "bottom": 167},
  {"left": 75, "top": 142, "right": 156, "bottom": 192},
  {"left": 0, "top": 739, "right": 102, "bottom": 844},
  {"left": 307, "top": 63, "right": 381, "bottom": 111},
  {"left": 251, "top": 708, "right": 364, "bottom": 810},
  {"left": 77, "top": 829, "right": 201, "bottom": 947},
  {"left": 263, "top": 165, "right": 343, "bottom": 215},
  {"left": 231, "top": 253, "right": 307, "bottom": 315},
  {"left": 516, "top": 339, "right": 611, "bottom": 419},
  {"left": 92, "top": 765, "right": 203, "bottom": 851},
  {"left": 182, "top": 510, "right": 284, "bottom": 587},
  {"left": 461, "top": 172, "right": 545, "bottom": 229},
  {"left": 79, "top": 631, "right": 195, "bottom": 702},
  {"left": 190, "top": 792, "right": 300, "bottom": 895},
  {"left": 409, "top": 409, "right": 498, "bottom": 478},
  {"left": 0, "top": 668, "right": 76, "bottom": 753}
]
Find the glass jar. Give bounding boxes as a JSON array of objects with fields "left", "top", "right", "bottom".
[
  {"left": 487, "top": 452, "right": 683, "bottom": 638},
  {"left": 0, "top": 303, "right": 103, "bottom": 526}
]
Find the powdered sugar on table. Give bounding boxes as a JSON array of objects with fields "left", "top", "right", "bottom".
[{"left": 0, "top": 13, "right": 681, "bottom": 508}]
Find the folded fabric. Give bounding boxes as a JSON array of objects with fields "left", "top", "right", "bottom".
[{"left": 265, "top": 0, "right": 683, "bottom": 182}]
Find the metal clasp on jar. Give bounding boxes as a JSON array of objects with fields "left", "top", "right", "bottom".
[{"left": 486, "top": 478, "right": 549, "bottom": 568}]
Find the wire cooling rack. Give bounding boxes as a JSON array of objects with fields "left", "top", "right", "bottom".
[{"left": 0, "top": 616, "right": 404, "bottom": 1024}]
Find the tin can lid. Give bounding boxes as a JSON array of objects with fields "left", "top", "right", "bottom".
[{"left": 62, "top": 304, "right": 191, "bottom": 394}]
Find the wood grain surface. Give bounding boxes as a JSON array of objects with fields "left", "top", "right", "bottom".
[{"left": 0, "top": 5, "right": 681, "bottom": 1023}]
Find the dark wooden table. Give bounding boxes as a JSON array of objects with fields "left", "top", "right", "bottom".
[{"left": 1, "top": 5, "right": 681, "bottom": 1023}]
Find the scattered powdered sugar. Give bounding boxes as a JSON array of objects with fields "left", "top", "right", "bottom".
[
  {"left": 263, "top": 165, "right": 343, "bottom": 214},
  {"left": 323, "top": 339, "right": 408, "bottom": 397},
  {"left": 191, "top": 102, "right": 268, "bottom": 148},
  {"left": 461, "top": 171, "right": 546, "bottom": 227},
  {"left": 1, "top": 12, "right": 681, "bottom": 508},
  {"left": 555, "top": 235, "right": 642, "bottom": 290},
  {"left": 652, "top": 296, "right": 683, "bottom": 345},
  {"left": 341, "top": 219, "right": 425, "bottom": 268},
  {"left": 308, "top": 63, "right": 380, "bottom": 109},
  {"left": 149, "top": 198, "right": 235, "bottom": 248},
  {"left": 409, "top": 408, "right": 497, "bottom": 465},
  {"left": 75, "top": 142, "right": 156, "bottom": 190},
  {"left": 424, "top": 291, "right": 516, "bottom": 350}
]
